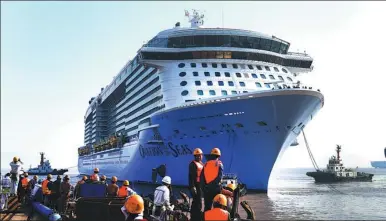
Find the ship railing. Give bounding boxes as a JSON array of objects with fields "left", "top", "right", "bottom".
[{"left": 271, "top": 81, "right": 321, "bottom": 92}]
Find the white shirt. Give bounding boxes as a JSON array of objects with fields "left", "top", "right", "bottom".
[
  {"left": 153, "top": 185, "right": 173, "bottom": 211},
  {"left": 1, "top": 177, "right": 11, "bottom": 188},
  {"left": 9, "top": 162, "right": 23, "bottom": 174},
  {"left": 31, "top": 184, "right": 41, "bottom": 197}
]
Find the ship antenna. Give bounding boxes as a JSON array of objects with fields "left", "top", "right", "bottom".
[
  {"left": 336, "top": 145, "right": 341, "bottom": 161},
  {"left": 40, "top": 152, "right": 45, "bottom": 166}
]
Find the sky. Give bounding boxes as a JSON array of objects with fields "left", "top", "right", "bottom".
[{"left": 1, "top": 1, "right": 386, "bottom": 171}]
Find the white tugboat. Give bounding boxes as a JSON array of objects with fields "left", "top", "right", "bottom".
[
  {"left": 307, "top": 145, "right": 373, "bottom": 183},
  {"left": 27, "top": 152, "right": 68, "bottom": 175}
]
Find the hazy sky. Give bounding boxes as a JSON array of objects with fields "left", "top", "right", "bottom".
[{"left": 1, "top": 1, "right": 386, "bottom": 170}]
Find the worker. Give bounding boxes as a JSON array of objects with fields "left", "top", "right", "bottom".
[
  {"left": 100, "top": 175, "right": 107, "bottom": 184},
  {"left": 224, "top": 183, "right": 236, "bottom": 212},
  {"left": 153, "top": 176, "right": 174, "bottom": 217},
  {"left": 201, "top": 147, "right": 224, "bottom": 212},
  {"left": 42, "top": 174, "right": 53, "bottom": 207},
  {"left": 0, "top": 173, "right": 11, "bottom": 210},
  {"left": 26, "top": 175, "right": 38, "bottom": 203},
  {"left": 203, "top": 194, "right": 231, "bottom": 221},
  {"left": 59, "top": 175, "right": 71, "bottom": 213},
  {"left": 19, "top": 172, "right": 29, "bottom": 204},
  {"left": 121, "top": 194, "right": 148, "bottom": 221},
  {"left": 9, "top": 157, "right": 23, "bottom": 196},
  {"left": 17, "top": 174, "right": 24, "bottom": 202},
  {"left": 118, "top": 180, "right": 136, "bottom": 197},
  {"left": 51, "top": 175, "right": 62, "bottom": 210},
  {"left": 188, "top": 148, "right": 204, "bottom": 220},
  {"left": 74, "top": 176, "right": 88, "bottom": 198},
  {"left": 107, "top": 176, "right": 119, "bottom": 197},
  {"left": 90, "top": 168, "right": 100, "bottom": 181}
]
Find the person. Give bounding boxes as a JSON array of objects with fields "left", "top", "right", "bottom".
[
  {"left": 106, "top": 176, "right": 119, "bottom": 197},
  {"left": 100, "top": 175, "right": 107, "bottom": 184},
  {"left": 90, "top": 168, "right": 100, "bottom": 181},
  {"left": 59, "top": 175, "right": 71, "bottom": 213},
  {"left": 9, "top": 156, "right": 23, "bottom": 196},
  {"left": 121, "top": 194, "right": 148, "bottom": 221},
  {"left": 224, "top": 183, "right": 236, "bottom": 212},
  {"left": 0, "top": 173, "right": 11, "bottom": 210},
  {"left": 74, "top": 176, "right": 87, "bottom": 198},
  {"left": 117, "top": 180, "right": 136, "bottom": 198},
  {"left": 19, "top": 172, "right": 29, "bottom": 204},
  {"left": 188, "top": 148, "right": 204, "bottom": 221},
  {"left": 201, "top": 147, "right": 224, "bottom": 212},
  {"left": 203, "top": 194, "right": 231, "bottom": 221},
  {"left": 31, "top": 180, "right": 43, "bottom": 203},
  {"left": 153, "top": 176, "right": 174, "bottom": 217},
  {"left": 27, "top": 175, "right": 38, "bottom": 194},
  {"left": 17, "top": 174, "right": 24, "bottom": 202},
  {"left": 51, "top": 175, "right": 62, "bottom": 210},
  {"left": 42, "top": 174, "right": 53, "bottom": 207}
]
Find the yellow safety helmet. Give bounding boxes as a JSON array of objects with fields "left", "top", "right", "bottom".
[
  {"left": 94, "top": 168, "right": 99, "bottom": 173},
  {"left": 227, "top": 183, "right": 236, "bottom": 191},
  {"left": 13, "top": 157, "right": 18, "bottom": 162},
  {"left": 47, "top": 174, "right": 52, "bottom": 179},
  {"left": 123, "top": 180, "right": 130, "bottom": 186},
  {"left": 211, "top": 147, "right": 221, "bottom": 156},
  {"left": 125, "top": 194, "right": 144, "bottom": 214},
  {"left": 82, "top": 176, "right": 88, "bottom": 180},
  {"left": 193, "top": 148, "right": 203, "bottom": 155},
  {"left": 213, "top": 194, "right": 227, "bottom": 207},
  {"left": 111, "top": 176, "right": 118, "bottom": 182}
]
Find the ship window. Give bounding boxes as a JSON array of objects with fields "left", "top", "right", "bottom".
[
  {"left": 179, "top": 72, "right": 187, "bottom": 77},
  {"left": 178, "top": 63, "right": 185, "bottom": 68},
  {"left": 282, "top": 68, "right": 288, "bottom": 73},
  {"left": 346, "top": 173, "right": 349, "bottom": 177},
  {"left": 235, "top": 123, "right": 244, "bottom": 128},
  {"left": 212, "top": 63, "right": 218, "bottom": 68},
  {"left": 260, "top": 74, "right": 266, "bottom": 79},
  {"left": 215, "top": 72, "right": 221, "bottom": 77},
  {"left": 221, "top": 90, "right": 228, "bottom": 95},
  {"left": 218, "top": 81, "right": 224, "bottom": 86},
  {"left": 209, "top": 90, "right": 216, "bottom": 95},
  {"left": 204, "top": 72, "right": 210, "bottom": 77},
  {"left": 221, "top": 63, "right": 227, "bottom": 68},
  {"left": 264, "top": 83, "right": 271, "bottom": 88},
  {"left": 252, "top": 74, "right": 258, "bottom": 78},
  {"left": 243, "top": 91, "right": 248, "bottom": 93},
  {"left": 265, "top": 66, "right": 271, "bottom": 71},
  {"left": 274, "top": 67, "right": 279, "bottom": 72},
  {"left": 181, "top": 90, "right": 189, "bottom": 96},
  {"left": 190, "top": 63, "right": 197, "bottom": 68},
  {"left": 248, "top": 65, "right": 254, "bottom": 70},
  {"left": 255, "top": 82, "right": 262, "bottom": 87},
  {"left": 269, "top": 75, "right": 275, "bottom": 79},
  {"left": 197, "top": 90, "right": 204, "bottom": 95},
  {"left": 336, "top": 167, "right": 338, "bottom": 170},
  {"left": 195, "top": 81, "right": 201, "bottom": 86},
  {"left": 232, "top": 64, "right": 238, "bottom": 69},
  {"left": 193, "top": 71, "right": 199, "bottom": 77},
  {"left": 256, "top": 65, "right": 262, "bottom": 70},
  {"left": 231, "top": 90, "right": 237, "bottom": 94},
  {"left": 240, "top": 82, "right": 246, "bottom": 87},
  {"left": 243, "top": 73, "right": 249, "bottom": 78},
  {"left": 278, "top": 76, "right": 284, "bottom": 81},
  {"left": 225, "top": 72, "right": 231, "bottom": 77},
  {"left": 257, "top": 121, "right": 267, "bottom": 126},
  {"left": 180, "top": 81, "right": 187, "bottom": 86},
  {"left": 207, "top": 81, "right": 213, "bottom": 86},
  {"left": 287, "top": 77, "right": 293, "bottom": 82},
  {"left": 228, "top": 81, "right": 234, "bottom": 86},
  {"left": 202, "top": 63, "right": 208, "bottom": 68},
  {"left": 236, "top": 73, "right": 241, "bottom": 78}
]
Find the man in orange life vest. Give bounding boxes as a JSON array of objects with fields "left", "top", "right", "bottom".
[
  {"left": 42, "top": 174, "right": 53, "bottom": 207},
  {"left": 90, "top": 168, "right": 100, "bottom": 181},
  {"left": 203, "top": 194, "right": 231, "bottom": 221},
  {"left": 118, "top": 180, "right": 136, "bottom": 198},
  {"left": 200, "top": 147, "right": 224, "bottom": 212},
  {"left": 20, "top": 172, "right": 29, "bottom": 204},
  {"left": 188, "top": 148, "right": 204, "bottom": 220}
]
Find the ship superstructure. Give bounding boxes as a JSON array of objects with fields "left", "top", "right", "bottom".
[{"left": 78, "top": 10, "right": 324, "bottom": 192}]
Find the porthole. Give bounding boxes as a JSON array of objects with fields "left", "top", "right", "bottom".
[
  {"left": 274, "top": 67, "right": 279, "bottom": 72},
  {"left": 180, "top": 81, "right": 187, "bottom": 86},
  {"left": 178, "top": 63, "right": 185, "bottom": 68},
  {"left": 287, "top": 77, "right": 293, "bottom": 82},
  {"left": 179, "top": 72, "right": 186, "bottom": 77},
  {"left": 202, "top": 63, "right": 208, "bottom": 68},
  {"left": 190, "top": 63, "right": 197, "bottom": 68},
  {"left": 282, "top": 68, "right": 288, "bottom": 73},
  {"left": 181, "top": 90, "right": 189, "bottom": 96}
]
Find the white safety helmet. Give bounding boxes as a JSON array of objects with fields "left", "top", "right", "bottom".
[{"left": 162, "top": 176, "right": 171, "bottom": 185}]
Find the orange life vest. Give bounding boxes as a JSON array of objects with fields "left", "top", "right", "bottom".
[
  {"left": 204, "top": 208, "right": 229, "bottom": 221},
  {"left": 203, "top": 159, "right": 222, "bottom": 184},
  {"left": 117, "top": 186, "right": 128, "bottom": 197},
  {"left": 21, "top": 177, "right": 29, "bottom": 188},
  {"left": 90, "top": 173, "right": 99, "bottom": 181},
  {"left": 192, "top": 160, "right": 204, "bottom": 183},
  {"left": 42, "top": 179, "right": 51, "bottom": 195}
]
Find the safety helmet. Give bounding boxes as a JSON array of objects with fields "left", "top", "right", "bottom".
[
  {"left": 213, "top": 194, "right": 227, "bottom": 207},
  {"left": 13, "top": 157, "right": 18, "bottom": 162},
  {"left": 227, "top": 183, "right": 236, "bottom": 191},
  {"left": 23, "top": 172, "right": 29, "bottom": 177},
  {"left": 112, "top": 176, "right": 118, "bottom": 182},
  {"left": 82, "top": 176, "right": 88, "bottom": 180},
  {"left": 162, "top": 176, "right": 171, "bottom": 185},
  {"left": 123, "top": 180, "right": 130, "bottom": 186},
  {"left": 101, "top": 175, "right": 106, "bottom": 180},
  {"left": 125, "top": 194, "right": 144, "bottom": 214},
  {"left": 94, "top": 168, "right": 99, "bottom": 173},
  {"left": 210, "top": 147, "right": 221, "bottom": 156},
  {"left": 193, "top": 148, "right": 203, "bottom": 156},
  {"left": 33, "top": 175, "right": 38, "bottom": 180},
  {"left": 47, "top": 174, "right": 52, "bottom": 179}
]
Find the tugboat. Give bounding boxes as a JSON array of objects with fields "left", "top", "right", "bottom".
[
  {"left": 306, "top": 145, "right": 374, "bottom": 183},
  {"left": 27, "top": 152, "right": 68, "bottom": 175}
]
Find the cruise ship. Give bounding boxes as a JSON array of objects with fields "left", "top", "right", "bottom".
[
  {"left": 77, "top": 10, "right": 324, "bottom": 192},
  {"left": 370, "top": 147, "right": 386, "bottom": 168}
]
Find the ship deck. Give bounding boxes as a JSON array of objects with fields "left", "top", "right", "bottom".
[{"left": 0, "top": 196, "right": 40, "bottom": 221}]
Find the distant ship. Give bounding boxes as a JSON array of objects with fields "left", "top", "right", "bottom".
[
  {"left": 370, "top": 147, "right": 386, "bottom": 168},
  {"left": 27, "top": 152, "right": 68, "bottom": 175},
  {"left": 307, "top": 145, "right": 374, "bottom": 183}
]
